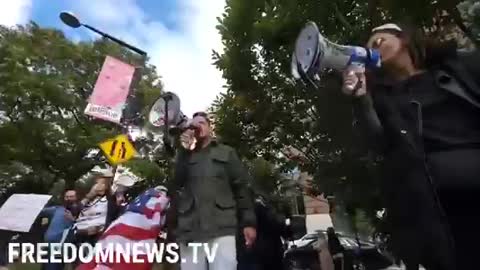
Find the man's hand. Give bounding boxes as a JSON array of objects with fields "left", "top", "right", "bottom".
[
  {"left": 243, "top": 227, "right": 257, "bottom": 248},
  {"left": 86, "top": 226, "right": 97, "bottom": 235},
  {"left": 87, "top": 226, "right": 103, "bottom": 236},
  {"left": 180, "top": 129, "right": 196, "bottom": 150},
  {"left": 87, "top": 184, "right": 99, "bottom": 199},
  {"left": 342, "top": 66, "right": 367, "bottom": 97},
  {"left": 64, "top": 210, "right": 74, "bottom": 221}
]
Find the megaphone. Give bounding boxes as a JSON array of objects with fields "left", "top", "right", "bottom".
[
  {"left": 147, "top": 92, "right": 189, "bottom": 135},
  {"left": 291, "top": 22, "right": 381, "bottom": 89}
]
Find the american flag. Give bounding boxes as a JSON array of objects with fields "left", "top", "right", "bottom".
[{"left": 76, "top": 186, "right": 170, "bottom": 270}]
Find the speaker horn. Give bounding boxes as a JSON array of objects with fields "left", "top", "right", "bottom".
[
  {"left": 147, "top": 92, "right": 188, "bottom": 133},
  {"left": 292, "top": 22, "right": 381, "bottom": 87}
]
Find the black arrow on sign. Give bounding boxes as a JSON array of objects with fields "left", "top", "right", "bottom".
[
  {"left": 110, "top": 140, "right": 118, "bottom": 157},
  {"left": 120, "top": 142, "right": 127, "bottom": 159}
]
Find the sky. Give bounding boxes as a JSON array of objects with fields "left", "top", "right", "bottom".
[{"left": 0, "top": 0, "right": 227, "bottom": 117}]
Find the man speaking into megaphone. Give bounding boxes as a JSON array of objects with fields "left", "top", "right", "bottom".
[
  {"left": 171, "top": 111, "right": 257, "bottom": 270},
  {"left": 337, "top": 23, "right": 480, "bottom": 270}
]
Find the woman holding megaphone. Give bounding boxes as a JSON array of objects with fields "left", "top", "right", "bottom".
[{"left": 343, "top": 23, "right": 480, "bottom": 270}]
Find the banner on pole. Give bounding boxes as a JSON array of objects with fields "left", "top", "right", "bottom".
[{"left": 84, "top": 56, "right": 136, "bottom": 124}]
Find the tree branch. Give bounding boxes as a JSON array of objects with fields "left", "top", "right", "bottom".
[
  {"left": 53, "top": 105, "right": 89, "bottom": 135},
  {"left": 6, "top": 98, "right": 21, "bottom": 122},
  {"left": 332, "top": 2, "right": 354, "bottom": 32},
  {"left": 71, "top": 109, "right": 88, "bottom": 131},
  {"left": 40, "top": 109, "right": 47, "bottom": 120},
  {"left": 367, "top": 0, "right": 381, "bottom": 29},
  {"left": 446, "top": 6, "right": 480, "bottom": 47}
]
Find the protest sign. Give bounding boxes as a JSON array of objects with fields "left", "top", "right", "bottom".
[{"left": 0, "top": 194, "right": 52, "bottom": 232}]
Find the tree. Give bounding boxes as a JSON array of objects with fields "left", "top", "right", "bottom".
[
  {"left": 212, "top": 0, "right": 475, "bottom": 229},
  {"left": 0, "top": 22, "right": 166, "bottom": 202},
  {"left": 458, "top": 0, "right": 480, "bottom": 42},
  {"left": 248, "top": 157, "right": 279, "bottom": 195}
]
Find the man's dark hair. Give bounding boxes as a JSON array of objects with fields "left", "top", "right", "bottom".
[
  {"left": 192, "top": 111, "right": 211, "bottom": 125},
  {"left": 63, "top": 188, "right": 77, "bottom": 195}
]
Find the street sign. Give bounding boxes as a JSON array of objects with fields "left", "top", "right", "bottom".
[{"left": 99, "top": 134, "right": 136, "bottom": 165}]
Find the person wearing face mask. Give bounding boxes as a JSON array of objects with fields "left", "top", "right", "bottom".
[
  {"left": 171, "top": 111, "right": 257, "bottom": 270},
  {"left": 343, "top": 23, "right": 480, "bottom": 270},
  {"left": 37, "top": 189, "right": 79, "bottom": 270}
]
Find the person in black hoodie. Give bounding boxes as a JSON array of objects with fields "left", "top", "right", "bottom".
[
  {"left": 327, "top": 227, "right": 345, "bottom": 270},
  {"left": 237, "top": 193, "right": 289, "bottom": 270},
  {"left": 343, "top": 22, "right": 480, "bottom": 270}
]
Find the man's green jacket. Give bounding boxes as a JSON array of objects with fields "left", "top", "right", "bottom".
[{"left": 171, "top": 140, "right": 256, "bottom": 242}]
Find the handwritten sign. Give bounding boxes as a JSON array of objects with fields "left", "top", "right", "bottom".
[
  {"left": 306, "top": 214, "right": 333, "bottom": 234},
  {"left": 0, "top": 194, "right": 52, "bottom": 232}
]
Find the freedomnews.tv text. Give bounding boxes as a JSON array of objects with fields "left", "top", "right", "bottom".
[{"left": 8, "top": 242, "right": 218, "bottom": 264}]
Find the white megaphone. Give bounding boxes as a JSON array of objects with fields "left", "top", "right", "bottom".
[
  {"left": 291, "top": 22, "right": 381, "bottom": 90},
  {"left": 147, "top": 92, "right": 189, "bottom": 135}
]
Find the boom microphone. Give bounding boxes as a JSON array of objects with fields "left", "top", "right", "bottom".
[{"left": 291, "top": 22, "right": 381, "bottom": 90}]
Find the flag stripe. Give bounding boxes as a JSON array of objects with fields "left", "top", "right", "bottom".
[
  {"left": 100, "top": 223, "right": 160, "bottom": 241},
  {"left": 107, "top": 210, "right": 161, "bottom": 230}
]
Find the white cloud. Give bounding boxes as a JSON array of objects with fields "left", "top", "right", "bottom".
[
  {"left": 70, "top": 0, "right": 226, "bottom": 117},
  {"left": 0, "top": 0, "right": 32, "bottom": 26}
]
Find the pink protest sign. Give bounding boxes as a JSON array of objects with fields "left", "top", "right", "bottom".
[{"left": 84, "top": 56, "right": 136, "bottom": 124}]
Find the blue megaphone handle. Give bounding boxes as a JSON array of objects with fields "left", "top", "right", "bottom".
[{"left": 348, "top": 47, "right": 381, "bottom": 69}]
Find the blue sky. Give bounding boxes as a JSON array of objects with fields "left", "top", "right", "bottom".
[{"left": 0, "top": 0, "right": 226, "bottom": 117}]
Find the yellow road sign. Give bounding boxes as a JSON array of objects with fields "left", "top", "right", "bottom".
[{"left": 99, "top": 134, "right": 136, "bottom": 165}]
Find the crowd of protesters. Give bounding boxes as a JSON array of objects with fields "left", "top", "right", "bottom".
[{"left": 0, "top": 169, "right": 128, "bottom": 270}]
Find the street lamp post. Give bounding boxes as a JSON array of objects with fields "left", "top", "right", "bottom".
[{"left": 59, "top": 11, "right": 147, "bottom": 57}]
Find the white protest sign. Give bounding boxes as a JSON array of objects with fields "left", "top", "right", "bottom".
[
  {"left": 0, "top": 194, "right": 52, "bottom": 232},
  {"left": 306, "top": 214, "right": 333, "bottom": 234}
]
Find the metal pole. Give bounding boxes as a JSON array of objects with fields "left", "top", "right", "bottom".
[
  {"left": 162, "top": 93, "right": 174, "bottom": 156},
  {"left": 161, "top": 93, "right": 176, "bottom": 187},
  {"left": 82, "top": 24, "right": 147, "bottom": 57}
]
